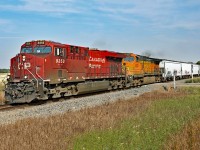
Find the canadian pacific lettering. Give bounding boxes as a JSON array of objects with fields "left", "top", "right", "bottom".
[{"left": 89, "top": 57, "right": 105, "bottom": 63}]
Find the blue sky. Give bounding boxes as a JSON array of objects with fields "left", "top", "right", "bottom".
[{"left": 0, "top": 0, "right": 200, "bottom": 68}]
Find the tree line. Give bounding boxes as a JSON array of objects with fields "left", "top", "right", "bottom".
[{"left": 0, "top": 69, "right": 10, "bottom": 73}]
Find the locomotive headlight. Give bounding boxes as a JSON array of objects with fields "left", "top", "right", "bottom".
[
  {"left": 24, "top": 75, "right": 28, "bottom": 79},
  {"left": 6, "top": 75, "right": 11, "bottom": 81},
  {"left": 7, "top": 75, "right": 10, "bottom": 79},
  {"left": 22, "top": 55, "right": 26, "bottom": 61}
]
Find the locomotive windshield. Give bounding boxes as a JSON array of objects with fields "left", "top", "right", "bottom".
[
  {"left": 124, "top": 57, "right": 134, "bottom": 62},
  {"left": 21, "top": 46, "right": 52, "bottom": 54},
  {"left": 21, "top": 47, "right": 32, "bottom": 53},
  {"left": 34, "top": 46, "right": 52, "bottom": 54}
]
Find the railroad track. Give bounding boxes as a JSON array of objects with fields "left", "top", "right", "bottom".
[
  {"left": 0, "top": 105, "right": 14, "bottom": 111},
  {"left": 0, "top": 88, "right": 134, "bottom": 112},
  {"left": 0, "top": 99, "right": 65, "bottom": 112},
  {"left": 0, "top": 104, "right": 32, "bottom": 112}
]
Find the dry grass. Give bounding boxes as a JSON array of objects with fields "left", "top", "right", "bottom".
[
  {"left": 185, "top": 77, "right": 200, "bottom": 83},
  {"left": 0, "top": 91, "right": 4, "bottom": 104},
  {"left": 0, "top": 72, "right": 8, "bottom": 104},
  {"left": 0, "top": 73, "right": 7, "bottom": 83},
  {"left": 165, "top": 117, "right": 200, "bottom": 150},
  {"left": 0, "top": 90, "right": 186, "bottom": 150},
  {"left": 0, "top": 84, "right": 5, "bottom": 104}
]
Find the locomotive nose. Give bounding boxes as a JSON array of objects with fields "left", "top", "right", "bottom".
[{"left": 17, "top": 54, "right": 32, "bottom": 80}]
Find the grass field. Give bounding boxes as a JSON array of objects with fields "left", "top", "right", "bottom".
[
  {"left": 185, "top": 77, "right": 200, "bottom": 83},
  {"left": 165, "top": 117, "right": 200, "bottom": 149},
  {"left": 0, "top": 87, "right": 200, "bottom": 149},
  {"left": 73, "top": 87, "right": 200, "bottom": 150}
]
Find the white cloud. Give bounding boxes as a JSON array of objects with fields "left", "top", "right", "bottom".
[
  {"left": 95, "top": 0, "right": 175, "bottom": 14},
  {"left": 0, "top": 36, "right": 23, "bottom": 39},
  {"left": 94, "top": 0, "right": 200, "bottom": 30},
  {"left": 1, "top": 0, "right": 200, "bottom": 31},
  {"left": 0, "top": 19, "right": 10, "bottom": 25},
  {"left": 0, "top": 0, "right": 83, "bottom": 14},
  {"left": 92, "top": 0, "right": 174, "bottom": 28},
  {"left": 159, "top": 21, "right": 200, "bottom": 30}
]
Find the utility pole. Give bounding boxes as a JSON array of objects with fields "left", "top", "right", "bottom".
[
  {"left": 173, "top": 70, "right": 177, "bottom": 89},
  {"left": 192, "top": 64, "right": 194, "bottom": 83}
]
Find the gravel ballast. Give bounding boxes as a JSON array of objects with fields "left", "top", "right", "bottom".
[{"left": 0, "top": 83, "right": 173, "bottom": 125}]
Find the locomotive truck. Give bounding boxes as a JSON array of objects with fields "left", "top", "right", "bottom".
[{"left": 5, "top": 40, "right": 162, "bottom": 104}]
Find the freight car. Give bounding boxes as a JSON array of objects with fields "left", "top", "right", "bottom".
[
  {"left": 159, "top": 60, "right": 200, "bottom": 81},
  {"left": 193, "top": 64, "right": 200, "bottom": 76}
]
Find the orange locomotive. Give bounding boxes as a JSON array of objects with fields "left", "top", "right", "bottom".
[{"left": 122, "top": 53, "right": 161, "bottom": 86}]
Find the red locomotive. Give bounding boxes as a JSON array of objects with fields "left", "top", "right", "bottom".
[{"left": 5, "top": 40, "right": 126, "bottom": 104}]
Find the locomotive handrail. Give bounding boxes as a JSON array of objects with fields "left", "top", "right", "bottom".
[
  {"left": 36, "top": 72, "right": 44, "bottom": 86},
  {"left": 35, "top": 67, "right": 45, "bottom": 90},
  {"left": 26, "top": 68, "right": 39, "bottom": 88},
  {"left": 36, "top": 70, "right": 44, "bottom": 81}
]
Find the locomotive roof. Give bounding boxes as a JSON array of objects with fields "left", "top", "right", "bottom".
[
  {"left": 89, "top": 49, "right": 125, "bottom": 58},
  {"left": 161, "top": 59, "right": 197, "bottom": 64},
  {"left": 21, "top": 40, "right": 198, "bottom": 64},
  {"left": 133, "top": 54, "right": 162, "bottom": 62}
]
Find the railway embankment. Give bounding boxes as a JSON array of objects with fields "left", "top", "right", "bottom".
[
  {"left": 0, "top": 83, "right": 199, "bottom": 149},
  {"left": 0, "top": 79, "right": 199, "bottom": 125},
  {"left": 0, "top": 84, "right": 160, "bottom": 125}
]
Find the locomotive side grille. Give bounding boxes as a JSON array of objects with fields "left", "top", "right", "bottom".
[{"left": 58, "top": 70, "right": 63, "bottom": 77}]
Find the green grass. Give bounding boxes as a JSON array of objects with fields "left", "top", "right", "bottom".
[
  {"left": 185, "top": 77, "right": 200, "bottom": 83},
  {"left": 73, "top": 88, "right": 200, "bottom": 150},
  {"left": 0, "top": 84, "right": 4, "bottom": 91}
]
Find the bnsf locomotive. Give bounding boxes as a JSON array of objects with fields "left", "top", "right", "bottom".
[{"left": 5, "top": 40, "right": 162, "bottom": 104}]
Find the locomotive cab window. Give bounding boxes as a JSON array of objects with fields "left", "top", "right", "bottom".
[
  {"left": 34, "top": 47, "right": 52, "bottom": 54},
  {"left": 124, "top": 57, "right": 134, "bottom": 62},
  {"left": 21, "top": 47, "right": 33, "bottom": 53},
  {"left": 55, "top": 47, "right": 65, "bottom": 57}
]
